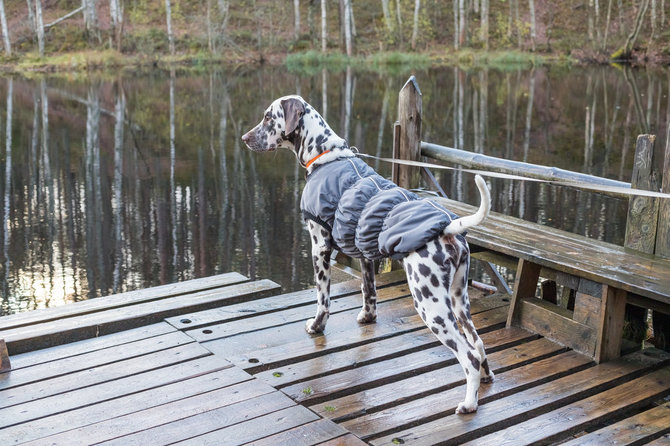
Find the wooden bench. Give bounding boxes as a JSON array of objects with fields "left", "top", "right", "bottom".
[{"left": 432, "top": 196, "right": 670, "bottom": 363}]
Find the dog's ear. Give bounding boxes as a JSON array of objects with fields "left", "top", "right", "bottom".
[{"left": 281, "top": 98, "right": 306, "bottom": 135}]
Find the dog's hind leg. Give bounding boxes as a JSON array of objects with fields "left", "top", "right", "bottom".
[
  {"left": 306, "top": 220, "right": 333, "bottom": 334},
  {"left": 447, "top": 237, "right": 494, "bottom": 384},
  {"left": 358, "top": 258, "right": 378, "bottom": 323},
  {"left": 404, "top": 241, "right": 483, "bottom": 414}
]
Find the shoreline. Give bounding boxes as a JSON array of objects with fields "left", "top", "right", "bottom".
[{"left": 0, "top": 48, "right": 667, "bottom": 76}]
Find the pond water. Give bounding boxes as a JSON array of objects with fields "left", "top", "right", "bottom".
[{"left": 0, "top": 64, "right": 668, "bottom": 315}]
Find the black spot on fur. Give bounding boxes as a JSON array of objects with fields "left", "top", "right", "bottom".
[
  {"left": 467, "top": 351, "right": 481, "bottom": 371},
  {"left": 420, "top": 285, "right": 432, "bottom": 299},
  {"left": 433, "top": 316, "right": 445, "bottom": 327},
  {"left": 430, "top": 274, "right": 439, "bottom": 287},
  {"left": 418, "top": 264, "right": 431, "bottom": 277},
  {"left": 431, "top": 326, "right": 439, "bottom": 335},
  {"left": 446, "top": 339, "right": 458, "bottom": 351}
]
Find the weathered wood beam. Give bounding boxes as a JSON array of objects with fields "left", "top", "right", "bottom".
[{"left": 395, "top": 76, "right": 422, "bottom": 189}]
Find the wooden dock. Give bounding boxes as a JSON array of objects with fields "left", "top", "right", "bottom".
[{"left": 1, "top": 270, "right": 670, "bottom": 445}]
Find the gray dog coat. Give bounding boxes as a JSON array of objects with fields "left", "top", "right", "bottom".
[{"left": 301, "top": 156, "right": 460, "bottom": 260}]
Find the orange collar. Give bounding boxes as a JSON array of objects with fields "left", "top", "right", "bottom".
[{"left": 305, "top": 150, "right": 331, "bottom": 169}]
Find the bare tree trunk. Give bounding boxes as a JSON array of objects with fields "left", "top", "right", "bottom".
[
  {"left": 34, "top": 0, "right": 45, "bottom": 57},
  {"left": 459, "top": 0, "right": 466, "bottom": 47},
  {"left": 612, "top": 0, "right": 650, "bottom": 59},
  {"left": 83, "top": 0, "right": 99, "bottom": 41},
  {"left": 321, "top": 0, "right": 327, "bottom": 51},
  {"left": 650, "top": 0, "right": 656, "bottom": 40},
  {"left": 343, "top": 0, "right": 353, "bottom": 56},
  {"left": 396, "top": 0, "right": 403, "bottom": 46},
  {"left": 603, "top": 0, "right": 613, "bottom": 49},
  {"left": 26, "top": 0, "right": 36, "bottom": 34},
  {"left": 528, "top": 0, "right": 536, "bottom": 51},
  {"left": 381, "top": 0, "right": 393, "bottom": 36},
  {"left": 595, "top": 0, "right": 602, "bottom": 44},
  {"left": 206, "top": 0, "right": 213, "bottom": 51},
  {"left": 480, "top": 0, "right": 488, "bottom": 50},
  {"left": 294, "top": 0, "right": 300, "bottom": 40},
  {"left": 110, "top": 0, "right": 123, "bottom": 50},
  {"left": 411, "top": 0, "right": 420, "bottom": 50},
  {"left": 165, "top": 0, "right": 175, "bottom": 55},
  {"left": 0, "top": 0, "right": 10, "bottom": 55},
  {"left": 588, "top": 0, "right": 595, "bottom": 42},
  {"left": 453, "top": 0, "right": 459, "bottom": 49}
]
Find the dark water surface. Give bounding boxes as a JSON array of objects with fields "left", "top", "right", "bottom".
[{"left": 0, "top": 65, "right": 668, "bottom": 315}]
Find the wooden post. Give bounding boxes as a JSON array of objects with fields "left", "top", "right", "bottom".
[
  {"left": 395, "top": 76, "right": 422, "bottom": 189},
  {"left": 624, "top": 134, "right": 662, "bottom": 347},
  {"left": 0, "top": 339, "right": 10, "bottom": 372},
  {"left": 595, "top": 286, "right": 627, "bottom": 363},
  {"left": 652, "top": 123, "right": 670, "bottom": 351},
  {"left": 506, "top": 258, "right": 541, "bottom": 327},
  {"left": 625, "top": 134, "right": 661, "bottom": 252},
  {"left": 655, "top": 124, "right": 670, "bottom": 258}
]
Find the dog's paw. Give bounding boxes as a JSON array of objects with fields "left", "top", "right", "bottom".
[
  {"left": 305, "top": 318, "right": 324, "bottom": 334},
  {"left": 356, "top": 309, "right": 377, "bottom": 324},
  {"left": 481, "top": 370, "right": 495, "bottom": 383},
  {"left": 455, "top": 401, "right": 478, "bottom": 414}
]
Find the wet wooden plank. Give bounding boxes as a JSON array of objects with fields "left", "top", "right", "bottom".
[
  {"left": 343, "top": 350, "right": 592, "bottom": 440},
  {"left": 0, "top": 366, "right": 252, "bottom": 445},
  {"left": 370, "top": 349, "right": 670, "bottom": 445},
  {"left": 8, "top": 323, "right": 176, "bottom": 371},
  {"left": 316, "top": 434, "right": 368, "bottom": 446},
  {"left": 0, "top": 353, "right": 229, "bottom": 428},
  {"left": 246, "top": 418, "right": 349, "bottom": 446},
  {"left": 310, "top": 336, "right": 569, "bottom": 421},
  {"left": 205, "top": 293, "right": 418, "bottom": 368},
  {"left": 646, "top": 433, "right": 670, "bottom": 445},
  {"left": 3, "top": 279, "right": 281, "bottom": 354},
  {"left": 560, "top": 402, "right": 670, "bottom": 446},
  {"left": 284, "top": 325, "right": 538, "bottom": 406},
  {"left": 0, "top": 331, "right": 195, "bottom": 391},
  {"left": 215, "top": 305, "right": 508, "bottom": 373},
  {"left": 30, "top": 380, "right": 282, "bottom": 446},
  {"left": 186, "top": 283, "right": 411, "bottom": 343},
  {"left": 0, "top": 272, "right": 248, "bottom": 331},
  {"left": 435, "top": 198, "right": 670, "bottom": 305},
  {"left": 462, "top": 368, "right": 670, "bottom": 446},
  {"left": 170, "top": 405, "right": 320, "bottom": 446},
  {"left": 255, "top": 304, "right": 518, "bottom": 389},
  {"left": 0, "top": 342, "right": 212, "bottom": 409},
  {"left": 166, "top": 270, "right": 408, "bottom": 331}
]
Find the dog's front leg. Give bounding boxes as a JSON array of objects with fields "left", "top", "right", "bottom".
[
  {"left": 357, "top": 258, "right": 378, "bottom": 323},
  {"left": 306, "top": 220, "right": 332, "bottom": 334}
]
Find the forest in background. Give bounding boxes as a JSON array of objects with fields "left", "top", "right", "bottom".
[{"left": 0, "top": 0, "right": 668, "bottom": 70}]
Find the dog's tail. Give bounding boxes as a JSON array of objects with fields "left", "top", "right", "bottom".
[{"left": 443, "top": 175, "right": 491, "bottom": 235}]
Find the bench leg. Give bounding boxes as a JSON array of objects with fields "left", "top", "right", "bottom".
[
  {"left": 652, "top": 311, "right": 670, "bottom": 352},
  {"left": 595, "top": 286, "right": 627, "bottom": 363},
  {"left": 507, "top": 258, "right": 541, "bottom": 327},
  {"left": 0, "top": 339, "right": 10, "bottom": 372}
]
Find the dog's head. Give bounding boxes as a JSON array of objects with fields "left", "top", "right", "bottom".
[
  {"left": 242, "top": 95, "right": 349, "bottom": 168},
  {"left": 242, "top": 95, "right": 307, "bottom": 154}
]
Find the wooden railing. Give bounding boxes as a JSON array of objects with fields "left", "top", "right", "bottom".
[{"left": 391, "top": 75, "right": 670, "bottom": 360}]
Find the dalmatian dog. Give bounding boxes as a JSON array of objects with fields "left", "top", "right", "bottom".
[{"left": 242, "top": 95, "right": 493, "bottom": 414}]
